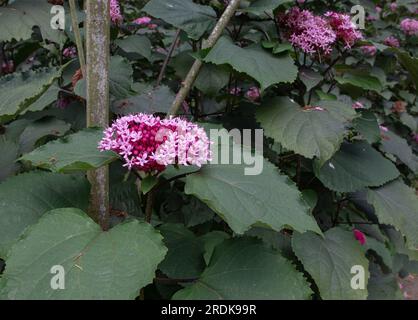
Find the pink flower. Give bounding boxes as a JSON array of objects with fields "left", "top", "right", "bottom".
[
  {"left": 57, "top": 97, "right": 71, "bottom": 109},
  {"left": 325, "top": 12, "right": 363, "bottom": 49},
  {"left": 400, "top": 18, "right": 418, "bottom": 36},
  {"left": 384, "top": 36, "right": 400, "bottom": 47},
  {"left": 99, "top": 114, "right": 212, "bottom": 173},
  {"left": 1, "top": 60, "right": 14, "bottom": 74},
  {"left": 230, "top": 87, "right": 242, "bottom": 96},
  {"left": 148, "top": 23, "right": 158, "bottom": 30},
  {"left": 110, "top": 0, "right": 123, "bottom": 24},
  {"left": 279, "top": 8, "right": 336, "bottom": 56},
  {"left": 390, "top": 2, "right": 397, "bottom": 12},
  {"left": 352, "top": 101, "right": 365, "bottom": 109},
  {"left": 360, "top": 45, "right": 377, "bottom": 56},
  {"left": 246, "top": 87, "right": 261, "bottom": 102},
  {"left": 379, "top": 125, "right": 389, "bottom": 132},
  {"left": 353, "top": 229, "right": 366, "bottom": 245},
  {"left": 63, "top": 46, "right": 77, "bottom": 59},
  {"left": 412, "top": 133, "right": 418, "bottom": 143},
  {"left": 133, "top": 16, "right": 152, "bottom": 26},
  {"left": 375, "top": 6, "right": 382, "bottom": 13},
  {"left": 297, "top": 0, "right": 305, "bottom": 4}
]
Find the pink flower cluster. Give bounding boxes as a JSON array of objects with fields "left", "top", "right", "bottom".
[
  {"left": 400, "top": 18, "right": 418, "bottom": 36},
  {"left": 99, "top": 114, "right": 212, "bottom": 173},
  {"left": 280, "top": 8, "right": 336, "bottom": 55},
  {"left": 246, "top": 87, "right": 261, "bottom": 102},
  {"left": 325, "top": 12, "right": 363, "bottom": 49},
  {"left": 63, "top": 46, "right": 77, "bottom": 59},
  {"left": 110, "top": 0, "right": 123, "bottom": 24},
  {"left": 279, "top": 8, "right": 362, "bottom": 56},
  {"left": 384, "top": 36, "right": 400, "bottom": 47},
  {"left": 360, "top": 45, "right": 377, "bottom": 56}
]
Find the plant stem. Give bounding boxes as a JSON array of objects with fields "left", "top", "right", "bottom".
[
  {"left": 155, "top": 29, "right": 181, "bottom": 87},
  {"left": 145, "top": 189, "right": 156, "bottom": 223},
  {"left": 168, "top": 0, "right": 241, "bottom": 116},
  {"left": 69, "top": 0, "right": 86, "bottom": 76},
  {"left": 85, "top": 0, "right": 110, "bottom": 230}
]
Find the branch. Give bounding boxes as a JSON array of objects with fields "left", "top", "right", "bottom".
[
  {"left": 168, "top": 0, "right": 241, "bottom": 116},
  {"left": 155, "top": 29, "right": 181, "bottom": 87},
  {"left": 69, "top": 0, "right": 86, "bottom": 76},
  {"left": 85, "top": 0, "right": 111, "bottom": 230}
]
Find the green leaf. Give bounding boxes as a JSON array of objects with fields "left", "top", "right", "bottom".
[
  {"left": 292, "top": 228, "right": 370, "bottom": 300},
  {"left": 316, "top": 100, "right": 358, "bottom": 123},
  {"left": 367, "top": 179, "right": 418, "bottom": 250},
  {"left": 315, "top": 142, "right": 400, "bottom": 193},
  {"left": 367, "top": 263, "right": 403, "bottom": 300},
  {"left": 1, "top": 209, "right": 167, "bottom": 299},
  {"left": 0, "top": 138, "right": 19, "bottom": 182},
  {"left": 353, "top": 111, "right": 381, "bottom": 144},
  {"left": 204, "top": 37, "right": 297, "bottom": 91},
  {"left": 272, "top": 43, "right": 292, "bottom": 54},
  {"left": 158, "top": 224, "right": 205, "bottom": 279},
  {"left": 393, "top": 49, "right": 418, "bottom": 91},
  {"left": 112, "top": 85, "right": 175, "bottom": 115},
  {"left": 299, "top": 67, "right": 322, "bottom": 92},
  {"left": 0, "top": 0, "right": 65, "bottom": 42},
  {"left": 19, "top": 117, "right": 71, "bottom": 153},
  {"left": 109, "top": 56, "right": 135, "bottom": 99},
  {"left": 20, "top": 128, "right": 118, "bottom": 173},
  {"left": 185, "top": 147, "right": 320, "bottom": 235},
  {"left": 25, "top": 85, "right": 59, "bottom": 113},
  {"left": 143, "top": 0, "right": 216, "bottom": 40},
  {"left": 200, "top": 231, "right": 230, "bottom": 265},
  {"left": 0, "top": 172, "right": 89, "bottom": 258},
  {"left": 173, "top": 237, "right": 312, "bottom": 299},
  {"left": 141, "top": 175, "right": 158, "bottom": 195},
  {"left": 381, "top": 130, "right": 418, "bottom": 173},
  {"left": 115, "top": 35, "right": 152, "bottom": 60},
  {"left": 256, "top": 97, "right": 345, "bottom": 164},
  {"left": 335, "top": 74, "right": 383, "bottom": 92},
  {"left": 171, "top": 51, "right": 229, "bottom": 96},
  {"left": 0, "top": 68, "right": 62, "bottom": 123},
  {"left": 241, "top": 0, "right": 292, "bottom": 14},
  {"left": 182, "top": 196, "right": 215, "bottom": 228}
]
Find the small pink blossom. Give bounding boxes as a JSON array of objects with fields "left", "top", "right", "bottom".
[
  {"left": 99, "top": 114, "right": 212, "bottom": 173},
  {"left": 375, "top": 6, "right": 382, "bottom": 13},
  {"left": 1, "top": 60, "right": 14, "bottom": 74},
  {"left": 360, "top": 45, "right": 377, "bottom": 56},
  {"left": 110, "top": 0, "right": 123, "bottom": 24},
  {"left": 325, "top": 11, "right": 363, "bottom": 49},
  {"left": 230, "top": 87, "right": 242, "bottom": 96},
  {"left": 297, "top": 0, "right": 305, "bottom": 4},
  {"left": 400, "top": 18, "right": 418, "bottom": 36},
  {"left": 352, "top": 101, "right": 365, "bottom": 109},
  {"left": 133, "top": 16, "right": 152, "bottom": 26},
  {"left": 353, "top": 229, "right": 366, "bottom": 245},
  {"left": 57, "top": 97, "right": 71, "bottom": 109},
  {"left": 390, "top": 2, "right": 397, "bottom": 12},
  {"left": 246, "top": 87, "right": 261, "bottom": 102},
  {"left": 63, "top": 46, "right": 77, "bottom": 59},
  {"left": 379, "top": 125, "right": 389, "bottom": 132},
  {"left": 384, "top": 36, "right": 400, "bottom": 47}
]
